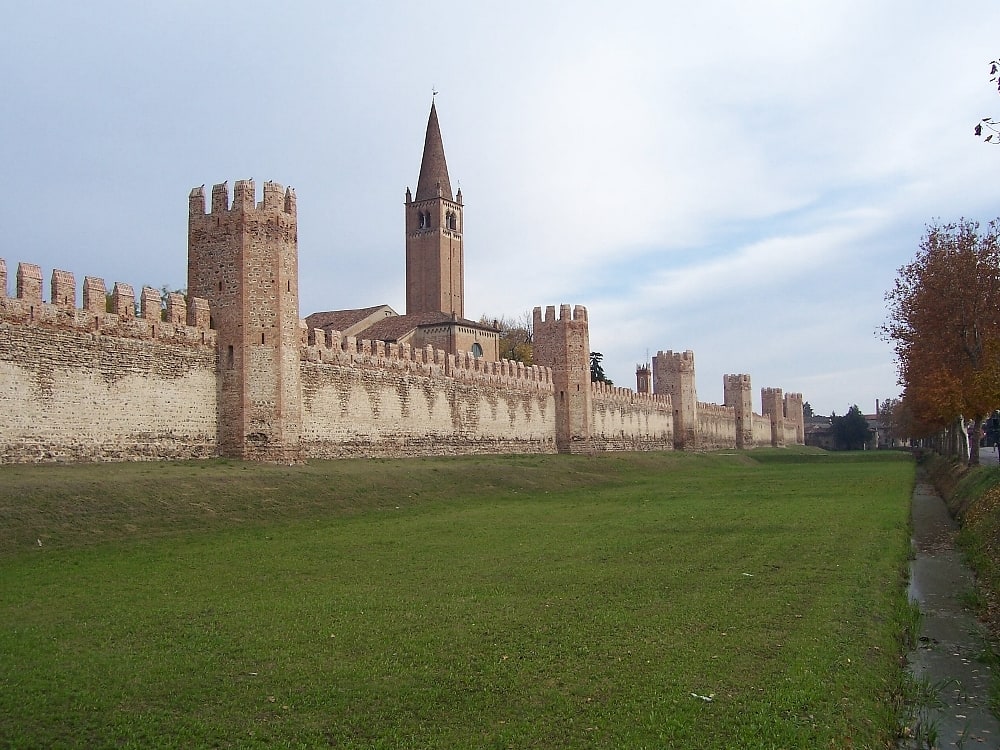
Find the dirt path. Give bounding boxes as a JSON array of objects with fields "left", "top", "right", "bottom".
[{"left": 904, "top": 471, "right": 999, "bottom": 746}]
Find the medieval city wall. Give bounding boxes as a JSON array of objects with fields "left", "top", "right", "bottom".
[
  {"left": 696, "top": 401, "right": 738, "bottom": 449},
  {"left": 752, "top": 413, "right": 773, "bottom": 445},
  {"left": 299, "top": 329, "right": 557, "bottom": 457},
  {"left": 589, "top": 382, "right": 674, "bottom": 451},
  {"left": 0, "top": 260, "right": 219, "bottom": 463}
]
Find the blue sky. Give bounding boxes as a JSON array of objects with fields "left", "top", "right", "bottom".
[{"left": 3, "top": 0, "right": 999, "bottom": 416}]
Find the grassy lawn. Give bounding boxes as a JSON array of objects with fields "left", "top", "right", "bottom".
[{"left": 0, "top": 450, "right": 914, "bottom": 749}]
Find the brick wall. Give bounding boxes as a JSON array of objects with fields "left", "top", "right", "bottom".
[
  {"left": 299, "top": 333, "right": 556, "bottom": 457},
  {"left": 0, "top": 269, "right": 217, "bottom": 463},
  {"left": 590, "top": 382, "right": 674, "bottom": 451}
]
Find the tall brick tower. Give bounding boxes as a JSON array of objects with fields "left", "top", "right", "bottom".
[
  {"left": 534, "top": 304, "right": 592, "bottom": 453},
  {"left": 723, "top": 373, "right": 754, "bottom": 449},
  {"left": 761, "top": 387, "right": 785, "bottom": 448},
  {"left": 653, "top": 350, "right": 698, "bottom": 450},
  {"left": 404, "top": 99, "right": 464, "bottom": 317},
  {"left": 188, "top": 180, "right": 302, "bottom": 462},
  {"left": 783, "top": 391, "right": 805, "bottom": 444}
]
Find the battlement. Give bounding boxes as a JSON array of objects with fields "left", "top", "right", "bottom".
[
  {"left": 303, "top": 328, "right": 554, "bottom": 391},
  {"left": 698, "top": 401, "right": 736, "bottom": 418},
  {"left": 723, "top": 373, "right": 752, "bottom": 388},
  {"left": 189, "top": 179, "right": 297, "bottom": 217},
  {"left": 533, "top": 303, "right": 588, "bottom": 325},
  {"left": 655, "top": 349, "right": 695, "bottom": 372},
  {"left": 760, "top": 388, "right": 783, "bottom": 411},
  {"left": 591, "top": 380, "right": 671, "bottom": 408},
  {"left": 0, "top": 258, "right": 216, "bottom": 346}
]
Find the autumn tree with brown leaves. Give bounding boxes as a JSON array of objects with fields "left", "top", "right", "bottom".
[
  {"left": 883, "top": 219, "right": 1000, "bottom": 464},
  {"left": 480, "top": 312, "right": 534, "bottom": 365}
]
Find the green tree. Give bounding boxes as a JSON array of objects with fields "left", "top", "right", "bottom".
[
  {"left": 590, "top": 352, "right": 613, "bottom": 386},
  {"left": 831, "top": 405, "right": 871, "bottom": 450},
  {"left": 802, "top": 401, "right": 814, "bottom": 418}
]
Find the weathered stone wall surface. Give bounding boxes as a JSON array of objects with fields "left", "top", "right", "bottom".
[
  {"left": 0, "top": 284, "right": 218, "bottom": 463},
  {"left": 752, "top": 413, "right": 773, "bottom": 446},
  {"left": 299, "top": 334, "right": 556, "bottom": 457},
  {"left": 697, "top": 401, "right": 738, "bottom": 449},
  {"left": 652, "top": 350, "right": 698, "bottom": 449},
  {"left": 590, "top": 382, "right": 674, "bottom": 451},
  {"left": 188, "top": 180, "right": 301, "bottom": 462}
]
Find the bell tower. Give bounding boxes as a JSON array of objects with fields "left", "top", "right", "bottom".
[{"left": 404, "top": 99, "right": 464, "bottom": 317}]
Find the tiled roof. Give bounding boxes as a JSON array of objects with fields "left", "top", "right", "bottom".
[
  {"left": 305, "top": 305, "right": 389, "bottom": 332},
  {"left": 359, "top": 312, "right": 496, "bottom": 342}
]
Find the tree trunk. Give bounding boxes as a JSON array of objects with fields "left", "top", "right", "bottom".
[{"left": 969, "top": 416, "right": 985, "bottom": 466}]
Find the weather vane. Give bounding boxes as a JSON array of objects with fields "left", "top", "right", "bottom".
[{"left": 432, "top": 86, "right": 438, "bottom": 99}]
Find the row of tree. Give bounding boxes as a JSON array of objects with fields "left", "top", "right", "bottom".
[
  {"left": 875, "top": 61, "right": 1000, "bottom": 463},
  {"left": 882, "top": 220, "right": 1000, "bottom": 464}
]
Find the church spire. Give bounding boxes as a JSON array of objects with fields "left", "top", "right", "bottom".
[{"left": 414, "top": 99, "right": 453, "bottom": 201}]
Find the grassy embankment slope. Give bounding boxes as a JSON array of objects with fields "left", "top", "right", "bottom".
[{"left": 0, "top": 450, "right": 914, "bottom": 748}]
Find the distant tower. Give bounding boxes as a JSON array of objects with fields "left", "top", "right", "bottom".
[
  {"left": 636, "top": 364, "right": 652, "bottom": 395},
  {"left": 724, "top": 374, "right": 754, "bottom": 449},
  {"left": 784, "top": 392, "right": 805, "bottom": 445},
  {"left": 404, "top": 100, "right": 464, "bottom": 317},
  {"left": 652, "top": 350, "right": 698, "bottom": 450},
  {"left": 534, "top": 304, "right": 592, "bottom": 453},
  {"left": 761, "top": 387, "right": 785, "bottom": 448},
  {"left": 188, "top": 180, "right": 302, "bottom": 462}
]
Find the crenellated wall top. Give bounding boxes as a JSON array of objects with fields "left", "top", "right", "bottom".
[
  {"left": 0, "top": 258, "right": 215, "bottom": 346},
  {"left": 189, "top": 179, "right": 296, "bottom": 218},
  {"left": 590, "top": 380, "right": 672, "bottom": 409},
  {"left": 697, "top": 401, "right": 736, "bottom": 418},
  {"left": 532, "top": 303, "right": 588, "bottom": 326},
  {"left": 302, "top": 327, "right": 554, "bottom": 392}
]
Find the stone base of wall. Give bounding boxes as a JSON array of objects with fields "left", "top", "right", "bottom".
[
  {"left": 303, "top": 435, "right": 557, "bottom": 459},
  {"left": 588, "top": 435, "right": 674, "bottom": 452},
  {"left": 0, "top": 437, "right": 217, "bottom": 463}
]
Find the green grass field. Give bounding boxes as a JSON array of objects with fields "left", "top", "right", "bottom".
[{"left": 0, "top": 450, "right": 914, "bottom": 749}]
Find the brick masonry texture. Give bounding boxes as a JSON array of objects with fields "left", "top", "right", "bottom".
[{"left": 0, "top": 295, "right": 217, "bottom": 462}]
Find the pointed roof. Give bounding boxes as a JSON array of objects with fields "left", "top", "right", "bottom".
[{"left": 414, "top": 100, "right": 453, "bottom": 201}]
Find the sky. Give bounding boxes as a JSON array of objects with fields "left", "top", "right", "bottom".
[{"left": 3, "top": 1, "right": 1000, "bottom": 417}]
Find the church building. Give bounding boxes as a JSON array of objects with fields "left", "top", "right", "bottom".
[{"left": 305, "top": 101, "right": 501, "bottom": 361}]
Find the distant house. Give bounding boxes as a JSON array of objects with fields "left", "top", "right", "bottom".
[
  {"left": 804, "top": 415, "right": 835, "bottom": 450},
  {"left": 804, "top": 413, "right": 879, "bottom": 450}
]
